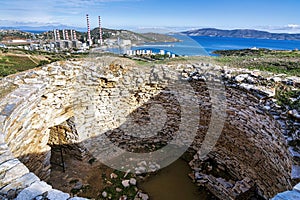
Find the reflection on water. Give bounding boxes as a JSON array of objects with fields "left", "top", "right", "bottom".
[{"left": 140, "top": 159, "right": 217, "bottom": 200}]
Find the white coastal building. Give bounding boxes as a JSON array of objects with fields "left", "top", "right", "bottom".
[{"left": 120, "top": 39, "right": 131, "bottom": 46}]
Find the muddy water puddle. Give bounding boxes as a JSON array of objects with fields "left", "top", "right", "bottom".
[{"left": 140, "top": 159, "right": 217, "bottom": 200}]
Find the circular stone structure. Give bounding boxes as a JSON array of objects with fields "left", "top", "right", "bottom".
[{"left": 0, "top": 57, "right": 294, "bottom": 199}]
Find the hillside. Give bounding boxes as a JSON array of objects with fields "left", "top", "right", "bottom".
[
  {"left": 183, "top": 28, "right": 300, "bottom": 40},
  {"left": 0, "top": 48, "right": 86, "bottom": 77},
  {"left": 90, "top": 28, "right": 179, "bottom": 44},
  {"left": 213, "top": 49, "right": 300, "bottom": 76},
  {"left": 0, "top": 30, "right": 34, "bottom": 41},
  {"left": 0, "top": 28, "right": 179, "bottom": 45}
]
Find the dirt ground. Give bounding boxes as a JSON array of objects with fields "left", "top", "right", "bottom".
[{"left": 48, "top": 148, "right": 114, "bottom": 199}]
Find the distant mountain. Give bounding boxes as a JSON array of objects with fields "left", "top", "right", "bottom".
[
  {"left": 0, "top": 25, "right": 86, "bottom": 33},
  {"left": 182, "top": 28, "right": 300, "bottom": 40}
]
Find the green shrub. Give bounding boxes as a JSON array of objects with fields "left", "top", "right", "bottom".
[
  {"left": 275, "top": 87, "right": 300, "bottom": 109},
  {"left": 0, "top": 66, "right": 17, "bottom": 77}
]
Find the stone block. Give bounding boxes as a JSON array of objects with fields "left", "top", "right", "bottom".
[
  {"left": 0, "top": 104, "right": 16, "bottom": 117},
  {"left": 289, "top": 147, "right": 300, "bottom": 158},
  {"left": 69, "top": 197, "right": 89, "bottom": 200},
  {"left": 0, "top": 115, "right": 6, "bottom": 124},
  {"left": 16, "top": 181, "right": 52, "bottom": 200},
  {"left": 0, "top": 151, "right": 14, "bottom": 165},
  {"left": 0, "top": 159, "right": 20, "bottom": 174},
  {"left": 292, "top": 165, "right": 300, "bottom": 180},
  {"left": 46, "top": 189, "right": 70, "bottom": 200},
  {"left": 0, "top": 173, "right": 39, "bottom": 194},
  {"left": 23, "top": 78, "right": 43, "bottom": 84},
  {"left": 0, "top": 163, "right": 29, "bottom": 188},
  {"left": 293, "top": 183, "right": 300, "bottom": 192}
]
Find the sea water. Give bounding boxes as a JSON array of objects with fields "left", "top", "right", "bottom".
[{"left": 122, "top": 34, "right": 300, "bottom": 56}]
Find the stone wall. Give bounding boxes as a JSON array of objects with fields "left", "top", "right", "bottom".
[
  {"left": 0, "top": 57, "right": 298, "bottom": 199},
  {"left": 189, "top": 86, "right": 291, "bottom": 199},
  {"left": 48, "top": 117, "right": 88, "bottom": 161},
  {"left": 0, "top": 57, "right": 165, "bottom": 199}
]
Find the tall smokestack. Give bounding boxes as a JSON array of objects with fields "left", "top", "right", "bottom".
[
  {"left": 62, "top": 29, "right": 66, "bottom": 40},
  {"left": 65, "top": 30, "right": 69, "bottom": 41},
  {"left": 70, "top": 30, "right": 74, "bottom": 41},
  {"left": 86, "top": 14, "right": 92, "bottom": 45},
  {"left": 98, "top": 16, "right": 103, "bottom": 45},
  {"left": 53, "top": 29, "right": 57, "bottom": 41},
  {"left": 56, "top": 29, "right": 60, "bottom": 40},
  {"left": 73, "top": 30, "right": 77, "bottom": 40}
]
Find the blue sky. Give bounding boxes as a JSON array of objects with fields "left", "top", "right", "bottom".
[{"left": 1, "top": 0, "right": 300, "bottom": 32}]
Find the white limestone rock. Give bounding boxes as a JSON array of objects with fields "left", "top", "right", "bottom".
[
  {"left": 293, "top": 183, "right": 300, "bottom": 192},
  {"left": 47, "top": 189, "right": 70, "bottom": 200},
  {"left": 69, "top": 197, "right": 89, "bottom": 200},
  {"left": 129, "top": 178, "right": 137, "bottom": 186},
  {"left": 16, "top": 181, "right": 52, "bottom": 200},
  {"left": 272, "top": 77, "right": 282, "bottom": 83},
  {"left": 0, "top": 173, "right": 39, "bottom": 194},
  {"left": 235, "top": 74, "right": 249, "bottom": 82},
  {"left": 1, "top": 162, "right": 29, "bottom": 186},
  {"left": 138, "top": 192, "right": 149, "bottom": 200},
  {"left": 122, "top": 180, "right": 130, "bottom": 188},
  {"left": 102, "top": 191, "right": 108, "bottom": 198}
]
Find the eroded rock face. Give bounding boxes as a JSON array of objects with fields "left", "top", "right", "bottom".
[{"left": 0, "top": 57, "right": 297, "bottom": 199}]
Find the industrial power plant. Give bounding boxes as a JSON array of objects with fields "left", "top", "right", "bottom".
[
  {"left": 0, "top": 14, "right": 175, "bottom": 57},
  {"left": 51, "top": 14, "right": 104, "bottom": 50}
]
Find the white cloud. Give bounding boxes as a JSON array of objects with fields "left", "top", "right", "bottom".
[
  {"left": 287, "top": 24, "right": 300, "bottom": 29},
  {"left": 254, "top": 24, "right": 300, "bottom": 34},
  {"left": 0, "top": 19, "right": 63, "bottom": 27},
  {"left": 0, "top": 0, "right": 142, "bottom": 27}
]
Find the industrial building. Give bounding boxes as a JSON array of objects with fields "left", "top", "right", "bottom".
[
  {"left": 52, "top": 29, "right": 82, "bottom": 50},
  {"left": 126, "top": 49, "right": 176, "bottom": 58}
]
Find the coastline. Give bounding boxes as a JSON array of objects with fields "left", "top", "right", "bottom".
[{"left": 104, "top": 34, "right": 300, "bottom": 56}]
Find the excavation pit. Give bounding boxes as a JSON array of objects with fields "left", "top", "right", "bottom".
[{"left": 0, "top": 57, "right": 293, "bottom": 199}]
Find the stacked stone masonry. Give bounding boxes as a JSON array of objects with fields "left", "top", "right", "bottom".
[{"left": 0, "top": 57, "right": 299, "bottom": 199}]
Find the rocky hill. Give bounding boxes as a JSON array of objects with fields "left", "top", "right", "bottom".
[
  {"left": 90, "top": 28, "right": 179, "bottom": 44},
  {"left": 183, "top": 28, "right": 300, "bottom": 40},
  {"left": 0, "top": 30, "right": 33, "bottom": 41},
  {"left": 0, "top": 29, "right": 179, "bottom": 45}
]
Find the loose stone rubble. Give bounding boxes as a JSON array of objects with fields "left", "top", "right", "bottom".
[{"left": 0, "top": 57, "right": 299, "bottom": 199}]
